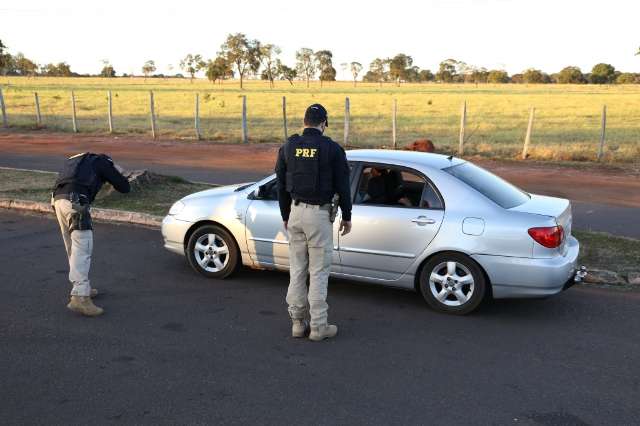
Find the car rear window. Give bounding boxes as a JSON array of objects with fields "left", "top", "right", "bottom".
[{"left": 443, "top": 162, "right": 530, "bottom": 208}]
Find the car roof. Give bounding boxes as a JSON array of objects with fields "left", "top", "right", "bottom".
[{"left": 346, "top": 149, "right": 466, "bottom": 170}]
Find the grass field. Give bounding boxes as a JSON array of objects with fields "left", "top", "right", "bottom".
[{"left": 1, "top": 77, "right": 639, "bottom": 163}]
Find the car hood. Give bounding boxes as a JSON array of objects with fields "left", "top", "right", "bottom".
[{"left": 182, "top": 183, "right": 250, "bottom": 202}]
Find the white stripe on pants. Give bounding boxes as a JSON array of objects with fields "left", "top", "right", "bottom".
[
  {"left": 54, "top": 199, "right": 93, "bottom": 297},
  {"left": 286, "top": 202, "right": 333, "bottom": 328}
]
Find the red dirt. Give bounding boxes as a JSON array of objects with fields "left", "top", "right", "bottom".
[{"left": 1, "top": 131, "right": 638, "bottom": 208}]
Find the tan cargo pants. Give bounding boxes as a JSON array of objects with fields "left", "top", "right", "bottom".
[
  {"left": 286, "top": 202, "right": 333, "bottom": 328},
  {"left": 54, "top": 199, "right": 93, "bottom": 297}
]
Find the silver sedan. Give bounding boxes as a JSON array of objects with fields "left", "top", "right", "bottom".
[{"left": 161, "top": 150, "right": 580, "bottom": 314}]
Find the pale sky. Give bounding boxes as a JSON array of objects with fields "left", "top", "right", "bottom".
[{"left": 1, "top": 0, "right": 639, "bottom": 78}]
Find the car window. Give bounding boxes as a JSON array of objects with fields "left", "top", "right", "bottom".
[
  {"left": 443, "top": 162, "right": 530, "bottom": 208},
  {"left": 355, "top": 165, "right": 442, "bottom": 209},
  {"left": 259, "top": 178, "right": 279, "bottom": 201}
]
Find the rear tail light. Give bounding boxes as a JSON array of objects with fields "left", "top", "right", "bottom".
[{"left": 528, "top": 226, "right": 564, "bottom": 248}]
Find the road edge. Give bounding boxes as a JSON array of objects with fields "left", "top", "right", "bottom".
[{"left": 0, "top": 198, "right": 162, "bottom": 228}]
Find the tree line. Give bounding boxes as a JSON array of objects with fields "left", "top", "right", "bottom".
[{"left": 1, "top": 36, "right": 639, "bottom": 85}]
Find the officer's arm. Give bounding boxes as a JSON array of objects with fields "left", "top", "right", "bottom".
[
  {"left": 275, "top": 146, "right": 291, "bottom": 222},
  {"left": 332, "top": 145, "right": 352, "bottom": 222},
  {"left": 97, "top": 156, "right": 131, "bottom": 194}
]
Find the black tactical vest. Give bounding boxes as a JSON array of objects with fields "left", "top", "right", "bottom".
[
  {"left": 284, "top": 134, "right": 333, "bottom": 202},
  {"left": 54, "top": 153, "right": 99, "bottom": 195}
]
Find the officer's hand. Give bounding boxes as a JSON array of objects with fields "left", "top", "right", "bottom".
[
  {"left": 340, "top": 220, "right": 352, "bottom": 236},
  {"left": 283, "top": 221, "right": 288, "bottom": 231}
]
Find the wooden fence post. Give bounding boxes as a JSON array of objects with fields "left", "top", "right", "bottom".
[
  {"left": 149, "top": 91, "right": 157, "bottom": 139},
  {"left": 392, "top": 98, "right": 397, "bottom": 149},
  {"left": 458, "top": 100, "right": 466, "bottom": 156},
  {"left": 282, "top": 96, "right": 288, "bottom": 141},
  {"left": 522, "top": 107, "right": 535, "bottom": 160},
  {"left": 107, "top": 91, "right": 114, "bottom": 133},
  {"left": 34, "top": 92, "right": 42, "bottom": 127},
  {"left": 194, "top": 93, "right": 201, "bottom": 140},
  {"left": 242, "top": 95, "right": 248, "bottom": 144},
  {"left": 597, "top": 105, "right": 607, "bottom": 161},
  {"left": 0, "top": 88, "right": 7, "bottom": 128},
  {"left": 70, "top": 90, "right": 78, "bottom": 133},
  {"left": 344, "top": 97, "right": 350, "bottom": 147}
]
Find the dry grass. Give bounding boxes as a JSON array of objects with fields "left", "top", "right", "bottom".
[{"left": 1, "top": 77, "right": 639, "bottom": 163}]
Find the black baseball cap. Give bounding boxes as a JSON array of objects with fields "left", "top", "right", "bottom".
[{"left": 304, "top": 103, "right": 329, "bottom": 127}]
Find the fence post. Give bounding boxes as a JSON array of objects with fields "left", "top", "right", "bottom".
[
  {"left": 149, "top": 91, "right": 157, "bottom": 139},
  {"left": 522, "top": 107, "right": 535, "bottom": 160},
  {"left": 344, "top": 97, "right": 350, "bottom": 147},
  {"left": 282, "top": 96, "right": 288, "bottom": 141},
  {"left": 70, "top": 90, "right": 78, "bottom": 133},
  {"left": 597, "top": 105, "right": 607, "bottom": 161},
  {"left": 107, "top": 91, "right": 114, "bottom": 133},
  {"left": 194, "top": 93, "right": 201, "bottom": 140},
  {"left": 0, "top": 88, "right": 7, "bottom": 128},
  {"left": 458, "top": 100, "right": 466, "bottom": 156},
  {"left": 392, "top": 98, "right": 397, "bottom": 149},
  {"left": 242, "top": 95, "right": 248, "bottom": 144},
  {"left": 34, "top": 92, "right": 42, "bottom": 127}
]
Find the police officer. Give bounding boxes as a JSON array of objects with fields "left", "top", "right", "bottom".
[
  {"left": 275, "top": 104, "right": 352, "bottom": 341},
  {"left": 52, "top": 152, "right": 131, "bottom": 317}
]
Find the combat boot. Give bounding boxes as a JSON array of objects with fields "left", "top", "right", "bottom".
[
  {"left": 67, "top": 296, "right": 104, "bottom": 317},
  {"left": 292, "top": 318, "right": 310, "bottom": 338},
  {"left": 309, "top": 324, "right": 338, "bottom": 342}
]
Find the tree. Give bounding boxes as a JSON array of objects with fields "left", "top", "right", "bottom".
[
  {"left": 436, "top": 59, "right": 457, "bottom": 83},
  {"left": 206, "top": 56, "right": 233, "bottom": 84},
  {"left": 523, "top": 68, "right": 545, "bottom": 83},
  {"left": 179, "top": 54, "right": 205, "bottom": 83},
  {"left": 0, "top": 39, "right": 13, "bottom": 75},
  {"left": 590, "top": 63, "right": 616, "bottom": 84},
  {"left": 363, "top": 58, "right": 389, "bottom": 86},
  {"left": 14, "top": 53, "right": 38, "bottom": 77},
  {"left": 315, "top": 50, "right": 336, "bottom": 87},
  {"left": 419, "top": 69, "right": 434, "bottom": 82},
  {"left": 511, "top": 73, "right": 524, "bottom": 84},
  {"left": 557, "top": 66, "right": 584, "bottom": 84},
  {"left": 487, "top": 70, "right": 509, "bottom": 83},
  {"left": 220, "top": 33, "right": 256, "bottom": 89},
  {"left": 388, "top": 54, "right": 413, "bottom": 85},
  {"left": 616, "top": 73, "right": 638, "bottom": 84},
  {"left": 255, "top": 43, "right": 281, "bottom": 88},
  {"left": 142, "top": 60, "right": 156, "bottom": 81},
  {"left": 277, "top": 63, "right": 296, "bottom": 86},
  {"left": 345, "top": 62, "right": 363, "bottom": 87},
  {"left": 295, "top": 48, "right": 317, "bottom": 88},
  {"left": 100, "top": 59, "right": 116, "bottom": 78}
]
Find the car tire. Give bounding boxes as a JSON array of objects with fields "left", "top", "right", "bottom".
[
  {"left": 418, "top": 252, "right": 486, "bottom": 315},
  {"left": 186, "top": 225, "right": 239, "bottom": 279}
]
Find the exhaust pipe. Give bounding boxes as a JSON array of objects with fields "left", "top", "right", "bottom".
[{"left": 574, "top": 265, "right": 587, "bottom": 283}]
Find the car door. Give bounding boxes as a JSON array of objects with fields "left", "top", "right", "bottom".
[
  {"left": 244, "top": 176, "right": 342, "bottom": 271},
  {"left": 338, "top": 164, "right": 445, "bottom": 281}
]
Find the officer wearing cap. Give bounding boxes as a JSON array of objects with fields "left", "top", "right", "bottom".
[
  {"left": 52, "top": 152, "right": 131, "bottom": 317},
  {"left": 275, "top": 103, "right": 352, "bottom": 341}
]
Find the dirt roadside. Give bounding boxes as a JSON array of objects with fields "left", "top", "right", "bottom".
[{"left": 0, "top": 131, "right": 638, "bottom": 208}]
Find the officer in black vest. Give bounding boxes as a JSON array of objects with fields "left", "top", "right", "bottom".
[
  {"left": 275, "top": 104, "right": 352, "bottom": 341},
  {"left": 52, "top": 152, "right": 131, "bottom": 316}
]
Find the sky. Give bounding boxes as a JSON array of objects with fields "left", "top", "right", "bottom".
[{"left": 1, "top": 0, "right": 639, "bottom": 79}]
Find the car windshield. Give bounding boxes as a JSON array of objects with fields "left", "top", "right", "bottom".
[{"left": 443, "top": 162, "right": 530, "bottom": 208}]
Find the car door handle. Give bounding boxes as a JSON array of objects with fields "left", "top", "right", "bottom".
[{"left": 411, "top": 216, "right": 436, "bottom": 225}]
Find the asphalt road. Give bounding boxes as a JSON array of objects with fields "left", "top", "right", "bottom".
[
  {"left": 1, "top": 152, "right": 639, "bottom": 239},
  {"left": 1, "top": 210, "right": 639, "bottom": 425}
]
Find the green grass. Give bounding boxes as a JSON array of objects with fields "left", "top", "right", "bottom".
[
  {"left": 574, "top": 230, "right": 640, "bottom": 280},
  {"left": 1, "top": 77, "right": 639, "bottom": 163},
  {"left": 0, "top": 168, "right": 213, "bottom": 216}
]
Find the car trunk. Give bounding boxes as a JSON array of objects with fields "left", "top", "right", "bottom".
[{"left": 509, "top": 194, "right": 572, "bottom": 256}]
